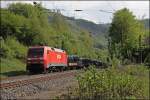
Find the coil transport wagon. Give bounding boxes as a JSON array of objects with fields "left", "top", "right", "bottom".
[{"left": 26, "top": 46, "right": 68, "bottom": 73}]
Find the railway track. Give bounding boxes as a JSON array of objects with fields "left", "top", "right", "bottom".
[{"left": 0, "top": 70, "right": 77, "bottom": 89}]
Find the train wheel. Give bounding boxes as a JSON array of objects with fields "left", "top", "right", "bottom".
[
  {"left": 58, "top": 67, "right": 63, "bottom": 72},
  {"left": 26, "top": 70, "right": 30, "bottom": 75},
  {"left": 70, "top": 67, "right": 73, "bottom": 70},
  {"left": 48, "top": 68, "right": 52, "bottom": 73},
  {"left": 64, "top": 67, "right": 68, "bottom": 71},
  {"left": 43, "top": 69, "right": 48, "bottom": 74},
  {"left": 60, "top": 67, "right": 63, "bottom": 72},
  {"left": 27, "top": 70, "right": 33, "bottom": 75},
  {"left": 63, "top": 66, "right": 68, "bottom": 71},
  {"left": 51, "top": 66, "right": 56, "bottom": 72}
]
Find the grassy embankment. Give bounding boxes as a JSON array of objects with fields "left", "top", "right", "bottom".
[{"left": 0, "top": 58, "right": 26, "bottom": 79}]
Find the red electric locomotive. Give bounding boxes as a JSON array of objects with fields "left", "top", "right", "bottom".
[{"left": 26, "top": 46, "right": 68, "bottom": 73}]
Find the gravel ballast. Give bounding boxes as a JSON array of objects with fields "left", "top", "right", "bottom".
[{"left": 0, "top": 73, "right": 78, "bottom": 99}]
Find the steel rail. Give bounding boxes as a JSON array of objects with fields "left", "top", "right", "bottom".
[{"left": 0, "top": 71, "right": 77, "bottom": 89}]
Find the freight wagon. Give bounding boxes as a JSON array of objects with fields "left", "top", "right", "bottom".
[{"left": 67, "top": 55, "right": 83, "bottom": 69}]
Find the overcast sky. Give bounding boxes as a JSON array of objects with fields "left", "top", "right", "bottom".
[{"left": 1, "top": 1, "right": 149, "bottom": 24}]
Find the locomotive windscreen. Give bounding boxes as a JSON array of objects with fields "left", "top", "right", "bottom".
[{"left": 28, "top": 48, "right": 44, "bottom": 57}]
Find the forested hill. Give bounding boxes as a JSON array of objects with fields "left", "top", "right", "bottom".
[
  {"left": 48, "top": 13, "right": 110, "bottom": 49},
  {"left": 65, "top": 17, "right": 110, "bottom": 36},
  {"left": 65, "top": 17, "right": 149, "bottom": 36},
  {"left": 1, "top": 3, "right": 109, "bottom": 77},
  {"left": 1, "top": 3, "right": 108, "bottom": 61},
  {"left": 63, "top": 16, "right": 149, "bottom": 49}
]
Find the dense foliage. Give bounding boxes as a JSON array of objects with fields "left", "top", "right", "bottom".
[
  {"left": 108, "top": 8, "right": 149, "bottom": 63},
  {"left": 0, "top": 3, "right": 106, "bottom": 76},
  {"left": 62, "top": 65, "right": 149, "bottom": 99},
  {"left": 0, "top": 3, "right": 101, "bottom": 58}
]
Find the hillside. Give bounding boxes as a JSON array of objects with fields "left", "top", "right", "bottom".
[
  {"left": 47, "top": 11, "right": 109, "bottom": 48},
  {"left": 67, "top": 18, "right": 109, "bottom": 35},
  {"left": 65, "top": 16, "right": 109, "bottom": 47},
  {"left": 0, "top": 3, "right": 109, "bottom": 77},
  {"left": 65, "top": 16, "right": 109, "bottom": 41},
  {"left": 66, "top": 17, "right": 149, "bottom": 36}
]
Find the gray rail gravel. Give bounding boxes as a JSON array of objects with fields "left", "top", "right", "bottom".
[{"left": 0, "top": 71, "right": 79, "bottom": 99}]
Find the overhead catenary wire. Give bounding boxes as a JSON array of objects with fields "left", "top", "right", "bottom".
[
  {"left": 50, "top": 9, "right": 114, "bottom": 14},
  {"left": 33, "top": 2, "right": 147, "bottom": 15},
  {"left": 106, "top": 1, "right": 116, "bottom": 12}
]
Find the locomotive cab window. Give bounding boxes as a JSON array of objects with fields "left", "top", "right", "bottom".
[{"left": 28, "top": 48, "right": 44, "bottom": 57}]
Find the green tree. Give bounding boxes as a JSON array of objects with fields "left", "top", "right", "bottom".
[
  {"left": 51, "top": 13, "right": 70, "bottom": 33},
  {"left": 109, "top": 8, "right": 145, "bottom": 60}
]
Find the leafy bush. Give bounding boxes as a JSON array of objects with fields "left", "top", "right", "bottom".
[
  {"left": 122, "top": 65, "right": 149, "bottom": 77},
  {"left": 95, "top": 49, "right": 109, "bottom": 64},
  {"left": 75, "top": 66, "right": 149, "bottom": 99},
  {"left": 0, "top": 37, "right": 13, "bottom": 58},
  {"left": 4, "top": 36, "right": 27, "bottom": 59}
]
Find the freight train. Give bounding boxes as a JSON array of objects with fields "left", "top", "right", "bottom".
[{"left": 26, "top": 46, "right": 104, "bottom": 73}]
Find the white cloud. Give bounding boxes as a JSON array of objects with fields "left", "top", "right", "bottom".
[{"left": 1, "top": 1, "right": 149, "bottom": 24}]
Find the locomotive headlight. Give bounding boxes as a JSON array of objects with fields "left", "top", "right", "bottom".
[
  {"left": 40, "top": 61, "right": 44, "bottom": 63},
  {"left": 27, "top": 58, "right": 31, "bottom": 60},
  {"left": 39, "top": 57, "right": 43, "bottom": 60},
  {"left": 39, "top": 59, "right": 44, "bottom": 63}
]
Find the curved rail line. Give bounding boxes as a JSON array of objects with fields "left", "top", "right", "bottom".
[{"left": 0, "top": 71, "right": 77, "bottom": 89}]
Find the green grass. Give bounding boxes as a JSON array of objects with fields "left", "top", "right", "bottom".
[{"left": 0, "top": 58, "right": 26, "bottom": 78}]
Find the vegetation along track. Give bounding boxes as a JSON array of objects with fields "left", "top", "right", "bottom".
[{"left": 0, "top": 70, "right": 77, "bottom": 89}]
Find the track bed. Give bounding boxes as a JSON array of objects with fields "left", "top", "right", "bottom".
[{"left": 0, "top": 70, "right": 79, "bottom": 99}]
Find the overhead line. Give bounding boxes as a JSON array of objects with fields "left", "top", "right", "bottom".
[
  {"left": 99, "top": 10, "right": 113, "bottom": 13},
  {"left": 106, "top": 1, "right": 116, "bottom": 12}
]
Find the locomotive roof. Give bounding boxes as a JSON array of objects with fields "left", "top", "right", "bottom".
[{"left": 29, "top": 46, "right": 65, "bottom": 53}]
